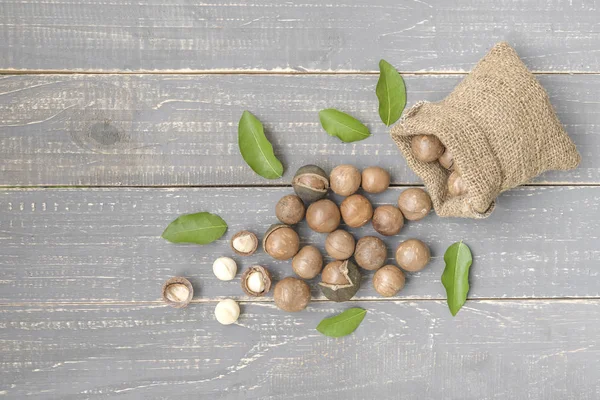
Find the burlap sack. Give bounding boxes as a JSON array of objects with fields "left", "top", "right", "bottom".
[{"left": 390, "top": 42, "right": 581, "bottom": 218}]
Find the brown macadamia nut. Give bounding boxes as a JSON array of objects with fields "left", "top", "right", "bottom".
[
  {"left": 397, "top": 188, "right": 432, "bottom": 221},
  {"left": 395, "top": 239, "right": 431, "bottom": 272},
  {"left": 292, "top": 245, "right": 323, "bottom": 279},
  {"left": 373, "top": 265, "right": 405, "bottom": 297},
  {"left": 340, "top": 194, "right": 373, "bottom": 228},
  {"left": 274, "top": 277, "right": 311, "bottom": 312},
  {"left": 447, "top": 170, "right": 468, "bottom": 197},
  {"left": 306, "top": 199, "right": 341, "bottom": 233},
  {"left": 330, "top": 165, "right": 361, "bottom": 196},
  {"left": 325, "top": 229, "right": 356, "bottom": 260},
  {"left": 411, "top": 135, "right": 445, "bottom": 163},
  {"left": 354, "top": 236, "right": 387, "bottom": 271},
  {"left": 372, "top": 205, "right": 404, "bottom": 236},
  {"left": 439, "top": 149, "right": 454, "bottom": 170},
  {"left": 275, "top": 194, "right": 305, "bottom": 225},
  {"left": 361, "top": 167, "right": 390, "bottom": 193},
  {"left": 262, "top": 224, "right": 300, "bottom": 260}
]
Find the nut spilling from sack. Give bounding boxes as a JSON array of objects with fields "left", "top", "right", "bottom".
[{"left": 390, "top": 42, "right": 580, "bottom": 218}]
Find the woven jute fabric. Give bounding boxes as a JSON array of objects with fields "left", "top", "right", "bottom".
[{"left": 390, "top": 42, "right": 581, "bottom": 218}]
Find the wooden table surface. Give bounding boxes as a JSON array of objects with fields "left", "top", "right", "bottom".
[{"left": 1, "top": 1, "right": 599, "bottom": 399}]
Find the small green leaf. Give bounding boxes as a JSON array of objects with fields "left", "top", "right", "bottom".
[
  {"left": 316, "top": 308, "right": 367, "bottom": 338},
  {"left": 441, "top": 241, "right": 473, "bottom": 316},
  {"left": 162, "top": 212, "right": 227, "bottom": 245},
  {"left": 319, "top": 109, "right": 370, "bottom": 143},
  {"left": 376, "top": 59, "right": 407, "bottom": 126},
  {"left": 238, "top": 111, "right": 284, "bottom": 180}
]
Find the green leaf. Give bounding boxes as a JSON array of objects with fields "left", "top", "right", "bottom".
[
  {"left": 316, "top": 308, "right": 367, "bottom": 338},
  {"left": 376, "top": 59, "right": 407, "bottom": 126},
  {"left": 318, "top": 109, "right": 371, "bottom": 143},
  {"left": 441, "top": 241, "right": 473, "bottom": 316},
  {"left": 238, "top": 111, "right": 284, "bottom": 180},
  {"left": 162, "top": 212, "right": 227, "bottom": 244}
]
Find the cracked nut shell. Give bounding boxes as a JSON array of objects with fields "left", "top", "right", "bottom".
[
  {"left": 241, "top": 265, "right": 272, "bottom": 296},
  {"left": 372, "top": 205, "right": 404, "bottom": 236},
  {"left": 306, "top": 199, "right": 341, "bottom": 233},
  {"left": 262, "top": 224, "right": 300, "bottom": 260},
  {"left": 340, "top": 194, "right": 373, "bottom": 228},
  {"left": 162, "top": 277, "right": 194, "bottom": 308},
  {"left": 230, "top": 230, "right": 258, "bottom": 256},
  {"left": 411, "top": 134, "right": 445, "bottom": 163},
  {"left": 361, "top": 166, "right": 390, "bottom": 193},
  {"left": 319, "top": 259, "right": 361, "bottom": 302},
  {"left": 397, "top": 188, "right": 432, "bottom": 221},
  {"left": 373, "top": 265, "right": 405, "bottom": 297},
  {"left": 330, "top": 164, "right": 361, "bottom": 196},
  {"left": 275, "top": 194, "right": 306, "bottom": 225},
  {"left": 395, "top": 239, "right": 431, "bottom": 272},
  {"left": 292, "top": 165, "right": 329, "bottom": 203},
  {"left": 325, "top": 229, "right": 355, "bottom": 260},
  {"left": 274, "top": 277, "right": 311, "bottom": 312},
  {"left": 292, "top": 245, "right": 323, "bottom": 279},
  {"left": 354, "top": 236, "right": 387, "bottom": 271}
]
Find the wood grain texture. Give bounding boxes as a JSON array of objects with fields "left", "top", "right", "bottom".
[
  {"left": 1, "top": 186, "right": 598, "bottom": 303},
  {"left": 1, "top": 0, "right": 599, "bottom": 72},
  {"left": 0, "top": 74, "right": 594, "bottom": 187},
  {"left": 1, "top": 300, "right": 600, "bottom": 399}
]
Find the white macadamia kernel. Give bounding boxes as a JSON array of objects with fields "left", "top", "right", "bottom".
[
  {"left": 214, "top": 299, "right": 240, "bottom": 325},
  {"left": 212, "top": 257, "right": 237, "bottom": 281},
  {"left": 246, "top": 271, "right": 265, "bottom": 293},
  {"left": 233, "top": 234, "right": 255, "bottom": 253}
]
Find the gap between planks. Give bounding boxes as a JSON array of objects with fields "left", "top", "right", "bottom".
[
  {"left": 1, "top": 182, "right": 599, "bottom": 190},
  {"left": 2, "top": 297, "right": 600, "bottom": 308},
  {"left": 1, "top": 69, "right": 600, "bottom": 76}
]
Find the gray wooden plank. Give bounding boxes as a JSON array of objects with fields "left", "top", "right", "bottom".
[
  {"left": 0, "top": 0, "right": 599, "bottom": 72},
  {"left": 1, "top": 186, "right": 599, "bottom": 303},
  {"left": 1, "top": 300, "right": 599, "bottom": 399},
  {"left": 0, "top": 74, "right": 595, "bottom": 186}
]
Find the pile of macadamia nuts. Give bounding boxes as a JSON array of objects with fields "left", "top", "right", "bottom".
[
  {"left": 170, "top": 163, "right": 436, "bottom": 323},
  {"left": 411, "top": 135, "right": 467, "bottom": 197}
]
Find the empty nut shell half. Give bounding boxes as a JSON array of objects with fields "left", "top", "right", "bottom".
[
  {"left": 319, "top": 259, "right": 361, "bottom": 302},
  {"left": 162, "top": 277, "right": 194, "bottom": 308},
  {"left": 241, "top": 266, "right": 272, "bottom": 296},
  {"left": 230, "top": 230, "right": 258, "bottom": 256}
]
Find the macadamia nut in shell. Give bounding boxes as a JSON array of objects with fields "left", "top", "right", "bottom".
[
  {"left": 330, "top": 165, "right": 361, "bottom": 196},
  {"left": 354, "top": 236, "right": 387, "bottom": 271},
  {"left": 397, "top": 188, "right": 432, "bottom": 221},
  {"left": 292, "top": 245, "right": 323, "bottom": 279},
  {"left": 395, "top": 239, "right": 431, "bottom": 272},
  {"left": 361, "top": 167, "right": 390, "bottom": 193},
  {"left": 306, "top": 199, "right": 341, "bottom": 233},
  {"left": 340, "top": 194, "right": 373, "bottom": 228},
  {"left": 274, "top": 277, "right": 311, "bottom": 312}
]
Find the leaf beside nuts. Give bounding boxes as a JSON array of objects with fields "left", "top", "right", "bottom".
[
  {"left": 376, "top": 59, "right": 407, "bottom": 126},
  {"left": 238, "top": 110, "right": 284, "bottom": 180},
  {"left": 319, "top": 108, "right": 370, "bottom": 143},
  {"left": 441, "top": 241, "right": 473, "bottom": 316},
  {"left": 162, "top": 212, "right": 227, "bottom": 245},
  {"left": 316, "top": 308, "right": 367, "bottom": 338}
]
